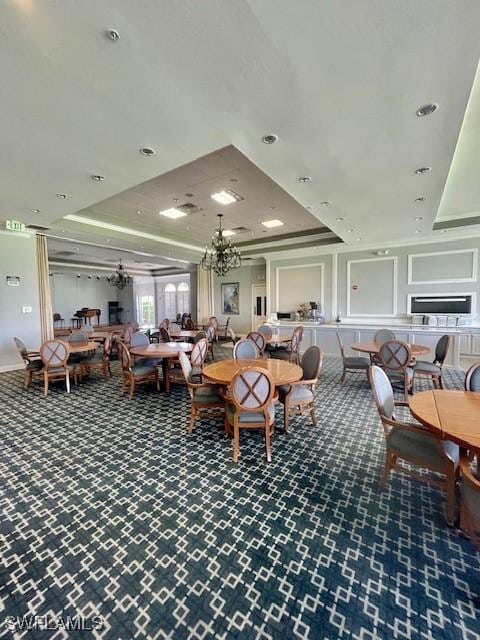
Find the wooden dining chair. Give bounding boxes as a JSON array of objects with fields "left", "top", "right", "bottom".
[
  {"left": 185, "top": 317, "right": 196, "bottom": 331},
  {"left": 247, "top": 331, "right": 266, "bottom": 356},
  {"left": 374, "top": 329, "right": 395, "bottom": 345},
  {"left": 117, "top": 341, "right": 159, "bottom": 399},
  {"left": 178, "top": 351, "right": 225, "bottom": 433},
  {"left": 414, "top": 335, "right": 451, "bottom": 390},
  {"left": 460, "top": 451, "right": 480, "bottom": 546},
  {"left": 40, "top": 339, "right": 78, "bottom": 396},
  {"left": 160, "top": 327, "right": 171, "bottom": 343},
  {"left": 378, "top": 340, "right": 414, "bottom": 400},
  {"left": 206, "top": 324, "right": 216, "bottom": 360},
  {"left": 225, "top": 366, "right": 276, "bottom": 463},
  {"left": 369, "top": 365, "right": 459, "bottom": 525},
  {"left": 270, "top": 325, "right": 303, "bottom": 364},
  {"left": 233, "top": 339, "right": 259, "bottom": 360},
  {"left": 258, "top": 324, "right": 276, "bottom": 355},
  {"left": 13, "top": 337, "right": 43, "bottom": 389},
  {"left": 465, "top": 362, "right": 480, "bottom": 392},
  {"left": 190, "top": 337, "right": 209, "bottom": 380},
  {"left": 336, "top": 331, "right": 370, "bottom": 382},
  {"left": 278, "top": 346, "right": 323, "bottom": 433},
  {"left": 81, "top": 332, "right": 113, "bottom": 380}
]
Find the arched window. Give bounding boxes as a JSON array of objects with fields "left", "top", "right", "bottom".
[
  {"left": 165, "top": 283, "right": 176, "bottom": 318},
  {"left": 177, "top": 282, "right": 190, "bottom": 315}
]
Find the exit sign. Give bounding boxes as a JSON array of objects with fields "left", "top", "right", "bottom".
[{"left": 6, "top": 219, "right": 25, "bottom": 232}]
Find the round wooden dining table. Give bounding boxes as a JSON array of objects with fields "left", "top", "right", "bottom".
[
  {"left": 67, "top": 341, "right": 98, "bottom": 354},
  {"left": 203, "top": 358, "right": 303, "bottom": 387},
  {"left": 351, "top": 341, "right": 430, "bottom": 356},
  {"left": 168, "top": 330, "right": 198, "bottom": 340},
  {"left": 130, "top": 342, "right": 193, "bottom": 393},
  {"left": 409, "top": 389, "right": 480, "bottom": 450}
]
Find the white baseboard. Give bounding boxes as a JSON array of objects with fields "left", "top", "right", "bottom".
[{"left": 0, "top": 363, "right": 23, "bottom": 373}]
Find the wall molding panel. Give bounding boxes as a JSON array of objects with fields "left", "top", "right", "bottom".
[
  {"left": 347, "top": 256, "right": 398, "bottom": 317},
  {"left": 407, "top": 248, "right": 477, "bottom": 285}
]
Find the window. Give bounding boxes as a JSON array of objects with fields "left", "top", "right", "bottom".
[
  {"left": 165, "top": 283, "right": 177, "bottom": 319},
  {"left": 177, "top": 282, "right": 190, "bottom": 315},
  {"left": 138, "top": 295, "right": 154, "bottom": 325}
]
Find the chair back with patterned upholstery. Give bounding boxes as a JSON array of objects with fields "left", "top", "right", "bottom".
[
  {"left": 258, "top": 324, "right": 273, "bottom": 339},
  {"left": 160, "top": 327, "right": 171, "bottom": 342},
  {"left": 247, "top": 331, "right": 266, "bottom": 355},
  {"left": 191, "top": 338, "right": 208, "bottom": 367},
  {"left": 206, "top": 324, "right": 216, "bottom": 342},
  {"left": 194, "top": 330, "right": 207, "bottom": 344},
  {"left": 369, "top": 365, "right": 395, "bottom": 427},
  {"left": 185, "top": 317, "right": 195, "bottom": 331},
  {"left": 116, "top": 341, "right": 132, "bottom": 372},
  {"left": 230, "top": 367, "right": 274, "bottom": 419},
  {"left": 465, "top": 363, "right": 480, "bottom": 392},
  {"left": 434, "top": 335, "right": 451, "bottom": 365},
  {"left": 233, "top": 339, "right": 259, "bottom": 360},
  {"left": 301, "top": 346, "right": 323, "bottom": 382},
  {"left": 290, "top": 326, "right": 304, "bottom": 356},
  {"left": 68, "top": 331, "right": 88, "bottom": 344},
  {"left": 374, "top": 329, "right": 395, "bottom": 345},
  {"left": 131, "top": 332, "right": 149, "bottom": 348},
  {"left": 13, "top": 336, "right": 28, "bottom": 357},
  {"left": 179, "top": 351, "right": 194, "bottom": 399},
  {"left": 40, "top": 340, "right": 69, "bottom": 369},
  {"left": 53, "top": 313, "right": 62, "bottom": 322},
  {"left": 378, "top": 340, "right": 411, "bottom": 373},
  {"left": 208, "top": 316, "right": 218, "bottom": 330}
]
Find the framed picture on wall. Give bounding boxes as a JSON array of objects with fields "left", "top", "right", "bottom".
[{"left": 222, "top": 282, "right": 240, "bottom": 315}]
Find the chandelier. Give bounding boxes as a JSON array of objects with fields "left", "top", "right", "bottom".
[
  {"left": 107, "top": 259, "right": 132, "bottom": 289},
  {"left": 200, "top": 214, "right": 241, "bottom": 276}
]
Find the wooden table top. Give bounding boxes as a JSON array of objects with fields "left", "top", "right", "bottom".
[
  {"left": 68, "top": 341, "right": 97, "bottom": 353},
  {"left": 203, "top": 358, "right": 303, "bottom": 386},
  {"left": 169, "top": 330, "right": 198, "bottom": 339},
  {"left": 409, "top": 390, "right": 480, "bottom": 450},
  {"left": 130, "top": 342, "right": 193, "bottom": 358},
  {"left": 351, "top": 341, "right": 430, "bottom": 356}
]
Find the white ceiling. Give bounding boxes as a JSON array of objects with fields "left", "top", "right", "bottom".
[{"left": 1, "top": 0, "right": 480, "bottom": 263}]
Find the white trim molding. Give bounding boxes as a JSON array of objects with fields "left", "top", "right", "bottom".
[
  {"left": 407, "top": 248, "right": 478, "bottom": 285},
  {"left": 406, "top": 291, "right": 477, "bottom": 316},
  {"left": 347, "top": 256, "right": 398, "bottom": 317},
  {"left": 275, "top": 263, "right": 325, "bottom": 314}
]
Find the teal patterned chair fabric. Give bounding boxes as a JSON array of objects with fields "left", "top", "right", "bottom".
[
  {"left": 414, "top": 335, "right": 451, "bottom": 390},
  {"left": 465, "top": 362, "right": 480, "bottom": 392},
  {"left": 178, "top": 351, "right": 224, "bottom": 433},
  {"left": 233, "top": 339, "right": 259, "bottom": 360},
  {"left": 369, "top": 365, "right": 459, "bottom": 525},
  {"left": 278, "top": 346, "right": 323, "bottom": 432},
  {"left": 336, "top": 331, "right": 370, "bottom": 383}
]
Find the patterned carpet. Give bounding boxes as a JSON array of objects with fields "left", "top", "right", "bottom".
[{"left": 0, "top": 349, "right": 479, "bottom": 639}]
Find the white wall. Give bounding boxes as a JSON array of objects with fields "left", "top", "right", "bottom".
[
  {"left": 0, "top": 231, "right": 41, "bottom": 370},
  {"left": 50, "top": 270, "right": 117, "bottom": 326}
]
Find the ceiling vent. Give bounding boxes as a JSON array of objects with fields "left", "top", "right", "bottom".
[
  {"left": 26, "top": 224, "right": 50, "bottom": 231},
  {"left": 176, "top": 202, "right": 202, "bottom": 215}
]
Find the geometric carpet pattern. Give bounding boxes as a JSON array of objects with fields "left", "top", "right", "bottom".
[{"left": 1, "top": 352, "right": 479, "bottom": 639}]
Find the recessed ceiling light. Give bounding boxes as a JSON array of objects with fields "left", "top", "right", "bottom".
[
  {"left": 415, "top": 197, "right": 426, "bottom": 203},
  {"left": 416, "top": 103, "right": 438, "bottom": 117},
  {"left": 415, "top": 166, "right": 432, "bottom": 175},
  {"left": 356, "top": 237, "right": 361, "bottom": 241},
  {"left": 106, "top": 28, "right": 120, "bottom": 41},
  {"left": 336, "top": 217, "right": 344, "bottom": 222},
  {"left": 262, "top": 134, "right": 278, "bottom": 144},
  {"left": 56, "top": 193, "right": 69, "bottom": 199},
  {"left": 223, "top": 229, "right": 236, "bottom": 237},
  {"left": 298, "top": 176, "right": 311, "bottom": 183},
  {"left": 348, "top": 229, "right": 354, "bottom": 233},
  {"left": 415, "top": 229, "right": 422, "bottom": 233},
  {"left": 415, "top": 216, "right": 423, "bottom": 221},
  {"left": 262, "top": 219, "right": 284, "bottom": 228},
  {"left": 211, "top": 190, "right": 243, "bottom": 205},
  {"left": 106, "top": 238, "right": 111, "bottom": 243},
  {"left": 91, "top": 174, "right": 105, "bottom": 182},
  {"left": 139, "top": 147, "right": 156, "bottom": 156},
  {"left": 32, "top": 209, "right": 40, "bottom": 213},
  {"left": 137, "top": 210, "right": 142, "bottom": 215},
  {"left": 159, "top": 208, "right": 187, "bottom": 219},
  {"left": 320, "top": 201, "right": 330, "bottom": 206}
]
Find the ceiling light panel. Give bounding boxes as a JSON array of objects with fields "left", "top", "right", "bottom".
[
  {"left": 211, "top": 190, "right": 243, "bottom": 205},
  {"left": 262, "top": 219, "right": 284, "bottom": 228},
  {"left": 222, "top": 229, "right": 236, "bottom": 237},
  {"left": 159, "top": 208, "right": 187, "bottom": 219}
]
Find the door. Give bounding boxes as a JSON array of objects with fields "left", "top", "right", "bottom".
[{"left": 252, "top": 285, "right": 267, "bottom": 330}]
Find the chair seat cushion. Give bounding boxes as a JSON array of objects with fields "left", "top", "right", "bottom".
[
  {"left": 193, "top": 386, "right": 223, "bottom": 404},
  {"left": 278, "top": 384, "right": 313, "bottom": 403},
  {"left": 226, "top": 403, "right": 275, "bottom": 424},
  {"left": 344, "top": 356, "right": 370, "bottom": 368},
  {"left": 26, "top": 360, "right": 44, "bottom": 371},
  {"left": 388, "top": 427, "right": 459, "bottom": 469},
  {"left": 414, "top": 361, "right": 441, "bottom": 374},
  {"left": 388, "top": 367, "right": 414, "bottom": 382},
  {"left": 132, "top": 364, "right": 157, "bottom": 377},
  {"left": 270, "top": 350, "right": 291, "bottom": 361}
]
